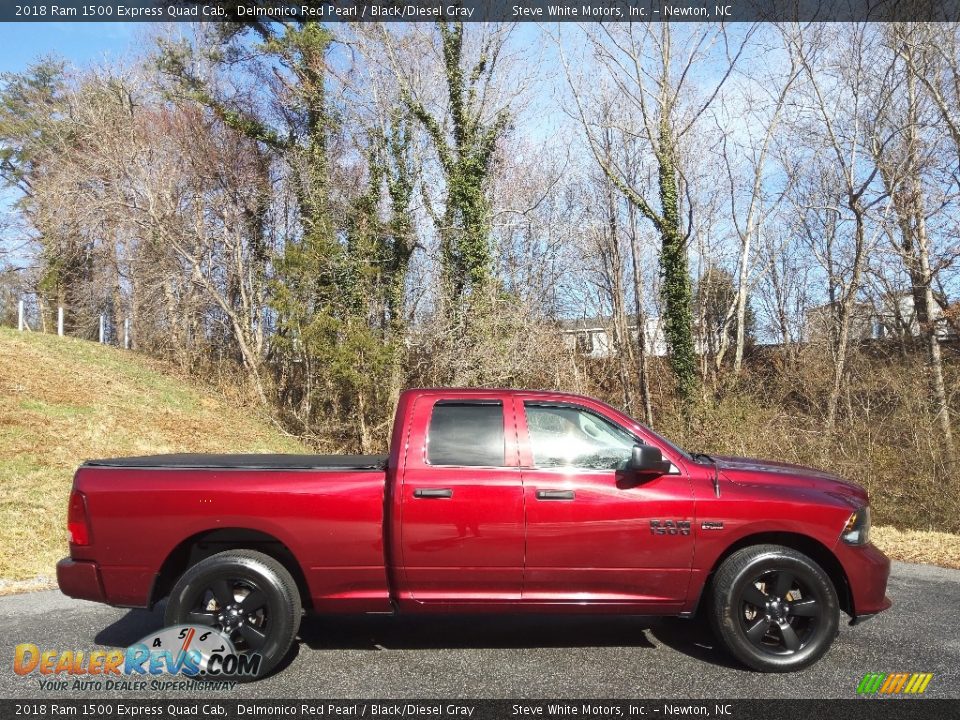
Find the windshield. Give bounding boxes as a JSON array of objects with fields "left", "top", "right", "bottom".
[{"left": 638, "top": 423, "right": 692, "bottom": 462}]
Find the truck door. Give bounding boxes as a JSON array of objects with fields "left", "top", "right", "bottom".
[
  {"left": 517, "top": 400, "right": 695, "bottom": 610},
  {"left": 397, "top": 396, "right": 525, "bottom": 603}
]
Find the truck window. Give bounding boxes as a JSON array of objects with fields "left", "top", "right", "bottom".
[
  {"left": 525, "top": 403, "right": 636, "bottom": 470},
  {"left": 427, "top": 402, "right": 506, "bottom": 467}
]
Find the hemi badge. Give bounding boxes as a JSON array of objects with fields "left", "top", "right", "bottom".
[{"left": 701, "top": 521, "right": 724, "bottom": 530}]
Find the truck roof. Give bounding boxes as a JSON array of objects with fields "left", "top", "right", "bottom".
[{"left": 404, "top": 387, "right": 593, "bottom": 401}]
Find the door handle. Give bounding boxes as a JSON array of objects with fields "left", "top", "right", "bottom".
[
  {"left": 536, "top": 489, "right": 575, "bottom": 500},
  {"left": 414, "top": 488, "right": 453, "bottom": 499}
]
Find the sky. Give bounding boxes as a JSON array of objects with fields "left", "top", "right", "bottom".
[
  {"left": 0, "top": 22, "right": 142, "bottom": 75},
  {"left": 0, "top": 22, "right": 146, "bottom": 266}
]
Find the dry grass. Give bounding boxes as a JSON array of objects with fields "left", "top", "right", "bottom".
[
  {"left": 0, "top": 328, "right": 307, "bottom": 582},
  {"left": 642, "top": 350, "right": 960, "bottom": 536},
  {"left": 2, "top": 327, "right": 958, "bottom": 591},
  {"left": 871, "top": 526, "right": 960, "bottom": 570}
]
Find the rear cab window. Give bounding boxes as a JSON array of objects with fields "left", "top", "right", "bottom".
[{"left": 426, "top": 402, "right": 506, "bottom": 467}]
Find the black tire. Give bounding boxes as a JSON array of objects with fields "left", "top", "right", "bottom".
[
  {"left": 709, "top": 544, "right": 839, "bottom": 672},
  {"left": 164, "top": 549, "right": 302, "bottom": 680}
]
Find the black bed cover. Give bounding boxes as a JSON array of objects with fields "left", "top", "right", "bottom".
[{"left": 82, "top": 454, "right": 389, "bottom": 471}]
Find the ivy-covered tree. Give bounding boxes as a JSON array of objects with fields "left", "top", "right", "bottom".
[
  {"left": 567, "top": 24, "right": 752, "bottom": 404},
  {"left": 394, "top": 21, "right": 510, "bottom": 304}
]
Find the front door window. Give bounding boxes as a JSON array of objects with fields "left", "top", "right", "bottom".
[{"left": 525, "top": 404, "right": 637, "bottom": 471}]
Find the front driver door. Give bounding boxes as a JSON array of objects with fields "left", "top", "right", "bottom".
[{"left": 518, "top": 400, "right": 695, "bottom": 610}]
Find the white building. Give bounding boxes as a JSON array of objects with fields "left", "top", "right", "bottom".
[
  {"left": 560, "top": 315, "right": 668, "bottom": 358},
  {"left": 805, "top": 293, "right": 955, "bottom": 343}
]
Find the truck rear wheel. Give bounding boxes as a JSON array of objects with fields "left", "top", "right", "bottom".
[
  {"left": 709, "top": 544, "right": 839, "bottom": 672},
  {"left": 164, "top": 549, "right": 302, "bottom": 680}
]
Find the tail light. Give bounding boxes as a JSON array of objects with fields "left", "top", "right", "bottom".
[{"left": 67, "top": 490, "right": 91, "bottom": 546}]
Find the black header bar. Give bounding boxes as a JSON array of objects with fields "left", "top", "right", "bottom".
[{"left": 4, "top": 0, "right": 960, "bottom": 23}]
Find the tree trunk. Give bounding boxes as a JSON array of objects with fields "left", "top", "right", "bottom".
[
  {"left": 915, "top": 213, "right": 954, "bottom": 456},
  {"left": 826, "top": 210, "right": 867, "bottom": 430},
  {"left": 880, "top": 36, "right": 954, "bottom": 458},
  {"left": 656, "top": 123, "right": 697, "bottom": 404},
  {"left": 628, "top": 207, "right": 654, "bottom": 426},
  {"left": 732, "top": 224, "right": 753, "bottom": 376},
  {"left": 603, "top": 174, "right": 634, "bottom": 413}
]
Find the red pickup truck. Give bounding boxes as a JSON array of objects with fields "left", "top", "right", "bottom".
[{"left": 57, "top": 388, "right": 890, "bottom": 675}]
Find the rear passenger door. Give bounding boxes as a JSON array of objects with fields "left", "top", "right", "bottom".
[{"left": 397, "top": 396, "right": 525, "bottom": 603}]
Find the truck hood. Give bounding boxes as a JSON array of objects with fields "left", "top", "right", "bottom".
[{"left": 712, "top": 454, "right": 868, "bottom": 505}]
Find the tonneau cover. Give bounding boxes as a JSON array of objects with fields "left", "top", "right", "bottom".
[{"left": 82, "top": 453, "right": 389, "bottom": 471}]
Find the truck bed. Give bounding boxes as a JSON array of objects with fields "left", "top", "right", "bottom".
[
  {"left": 71, "top": 456, "right": 391, "bottom": 611},
  {"left": 83, "top": 453, "right": 389, "bottom": 471}
]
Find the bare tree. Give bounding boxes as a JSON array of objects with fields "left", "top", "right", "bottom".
[
  {"left": 713, "top": 44, "right": 801, "bottom": 376},
  {"left": 873, "top": 24, "right": 955, "bottom": 456},
  {"left": 560, "top": 22, "right": 754, "bottom": 403},
  {"left": 31, "top": 69, "right": 275, "bottom": 401},
  {"left": 786, "top": 23, "right": 896, "bottom": 430}
]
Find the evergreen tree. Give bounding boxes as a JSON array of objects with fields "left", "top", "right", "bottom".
[{"left": 159, "top": 21, "right": 414, "bottom": 449}]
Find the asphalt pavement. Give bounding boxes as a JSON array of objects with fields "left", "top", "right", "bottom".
[{"left": 1, "top": 562, "right": 957, "bottom": 699}]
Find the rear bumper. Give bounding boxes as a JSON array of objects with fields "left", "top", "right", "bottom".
[
  {"left": 56, "top": 557, "right": 106, "bottom": 603},
  {"left": 836, "top": 541, "right": 893, "bottom": 620}
]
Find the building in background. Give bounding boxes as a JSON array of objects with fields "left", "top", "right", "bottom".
[
  {"left": 560, "top": 315, "right": 668, "bottom": 358},
  {"left": 805, "top": 293, "right": 956, "bottom": 342}
]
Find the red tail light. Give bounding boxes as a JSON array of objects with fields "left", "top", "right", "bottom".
[{"left": 67, "top": 490, "right": 91, "bottom": 546}]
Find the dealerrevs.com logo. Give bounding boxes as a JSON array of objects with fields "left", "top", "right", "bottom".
[{"left": 13, "top": 624, "right": 261, "bottom": 691}]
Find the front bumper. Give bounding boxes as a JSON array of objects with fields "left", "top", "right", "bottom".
[
  {"left": 836, "top": 541, "right": 893, "bottom": 620},
  {"left": 56, "top": 557, "right": 106, "bottom": 603}
]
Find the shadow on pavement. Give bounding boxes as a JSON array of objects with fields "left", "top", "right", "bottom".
[
  {"left": 94, "top": 607, "right": 164, "bottom": 647},
  {"left": 92, "top": 608, "right": 744, "bottom": 674},
  {"left": 298, "top": 613, "right": 654, "bottom": 651},
  {"left": 650, "top": 617, "right": 743, "bottom": 670},
  {"left": 298, "top": 613, "right": 743, "bottom": 670}
]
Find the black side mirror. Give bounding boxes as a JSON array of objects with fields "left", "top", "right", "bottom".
[{"left": 628, "top": 445, "right": 672, "bottom": 475}]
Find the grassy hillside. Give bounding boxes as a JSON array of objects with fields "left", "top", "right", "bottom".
[
  {"left": 1, "top": 328, "right": 958, "bottom": 593},
  {"left": 0, "top": 328, "right": 308, "bottom": 585}
]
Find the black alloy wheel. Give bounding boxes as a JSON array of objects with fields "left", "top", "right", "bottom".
[
  {"left": 738, "top": 567, "right": 822, "bottom": 654},
  {"left": 185, "top": 576, "right": 272, "bottom": 654},
  {"left": 165, "top": 549, "right": 302, "bottom": 679},
  {"left": 709, "top": 544, "right": 840, "bottom": 672}
]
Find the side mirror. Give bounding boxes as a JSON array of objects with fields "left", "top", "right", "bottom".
[{"left": 628, "top": 445, "right": 672, "bottom": 475}]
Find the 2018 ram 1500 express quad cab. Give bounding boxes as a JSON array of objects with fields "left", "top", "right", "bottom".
[{"left": 58, "top": 388, "right": 891, "bottom": 675}]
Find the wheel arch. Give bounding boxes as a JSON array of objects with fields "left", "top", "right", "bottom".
[
  {"left": 693, "top": 531, "right": 853, "bottom": 618},
  {"left": 149, "top": 528, "right": 312, "bottom": 611}
]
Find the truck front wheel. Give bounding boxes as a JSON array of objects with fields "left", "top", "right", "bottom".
[
  {"left": 164, "top": 549, "right": 302, "bottom": 679},
  {"left": 709, "top": 544, "right": 839, "bottom": 672}
]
